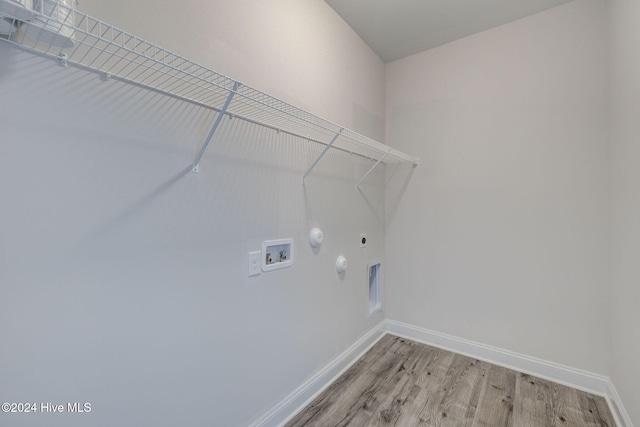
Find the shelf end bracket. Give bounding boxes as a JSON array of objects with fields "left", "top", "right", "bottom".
[
  {"left": 302, "top": 128, "right": 343, "bottom": 184},
  {"left": 355, "top": 152, "right": 388, "bottom": 189},
  {"left": 192, "top": 81, "right": 240, "bottom": 173}
]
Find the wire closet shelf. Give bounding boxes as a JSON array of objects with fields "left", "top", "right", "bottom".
[{"left": 0, "top": 2, "right": 419, "bottom": 181}]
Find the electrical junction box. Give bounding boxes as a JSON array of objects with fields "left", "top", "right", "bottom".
[{"left": 262, "top": 238, "right": 294, "bottom": 272}]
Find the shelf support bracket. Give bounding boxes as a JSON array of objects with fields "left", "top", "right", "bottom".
[
  {"left": 192, "top": 81, "right": 240, "bottom": 173},
  {"left": 355, "top": 152, "right": 388, "bottom": 189},
  {"left": 302, "top": 128, "right": 343, "bottom": 184}
]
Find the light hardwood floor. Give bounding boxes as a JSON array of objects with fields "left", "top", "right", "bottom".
[{"left": 286, "top": 335, "right": 616, "bottom": 427}]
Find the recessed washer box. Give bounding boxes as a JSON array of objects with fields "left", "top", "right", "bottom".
[{"left": 262, "top": 238, "right": 294, "bottom": 272}]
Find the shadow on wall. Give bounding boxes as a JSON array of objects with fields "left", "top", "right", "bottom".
[
  {"left": 89, "top": 165, "right": 193, "bottom": 241},
  {"left": 385, "top": 161, "right": 417, "bottom": 226},
  {"left": 384, "top": 100, "right": 452, "bottom": 227}
]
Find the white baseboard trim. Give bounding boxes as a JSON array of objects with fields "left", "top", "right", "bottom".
[
  {"left": 607, "top": 380, "right": 635, "bottom": 427},
  {"left": 251, "top": 319, "right": 634, "bottom": 427},
  {"left": 248, "top": 320, "right": 387, "bottom": 427},
  {"left": 386, "top": 319, "right": 633, "bottom": 427},
  {"left": 386, "top": 320, "right": 609, "bottom": 395}
]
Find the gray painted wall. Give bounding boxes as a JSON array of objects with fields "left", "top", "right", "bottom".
[
  {"left": 609, "top": 0, "right": 640, "bottom": 423},
  {"left": 0, "top": 1, "right": 387, "bottom": 425},
  {"left": 385, "top": 0, "right": 610, "bottom": 374}
]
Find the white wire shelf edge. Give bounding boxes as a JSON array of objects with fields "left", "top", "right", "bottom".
[{"left": 0, "top": 4, "right": 419, "bottom": 166}]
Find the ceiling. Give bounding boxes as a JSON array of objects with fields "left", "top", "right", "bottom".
[{"left": 324, "top": 0, "right": 574, "bottom": 63}]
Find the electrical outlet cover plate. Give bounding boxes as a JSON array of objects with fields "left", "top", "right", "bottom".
[{"left": 248, "top": 251, "right": 261, "bottom": 277}]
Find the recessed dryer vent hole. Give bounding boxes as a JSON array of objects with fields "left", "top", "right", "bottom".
[{"left": 368, "top": 261, "right": 382, "bottom": 315}]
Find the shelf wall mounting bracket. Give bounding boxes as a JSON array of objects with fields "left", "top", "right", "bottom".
[
  {"left": 302, "top": 128, "right": 344, "bottom": 184},
  {"left": 355, "top": 152, "right": 388, "bottom": 189},
  {"left": 192, "top": 81, "right": 241, "bottom": 173}
]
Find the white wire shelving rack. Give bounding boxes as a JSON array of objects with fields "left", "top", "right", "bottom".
[{"left": 0, "top": 2, "right": 419, "bottom": 185}]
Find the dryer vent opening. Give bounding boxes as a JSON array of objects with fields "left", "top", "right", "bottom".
[{"left": 368, "top": 262, "right": 382, "bottom": 316}]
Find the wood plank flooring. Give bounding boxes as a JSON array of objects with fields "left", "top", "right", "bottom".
[{"left": 286, "top": 335, "right": 616, "bottom": 427}]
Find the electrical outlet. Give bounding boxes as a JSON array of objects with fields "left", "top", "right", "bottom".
[
  {"left": 248, "top": 251, "right": 261, "bottom": 277},
  {"left": 360, "top": 233, "right": 367, "bottom": 248}
]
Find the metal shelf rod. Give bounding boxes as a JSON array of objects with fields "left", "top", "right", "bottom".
[
  {"left": 302, "top": 129, "right": 343, "bottom": 184},
  {"left": 356, "top": 152, "right": 388, "bottom": 189},
  {"left": 192, "top": 81, "right": 240, "bottom": 172}
]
